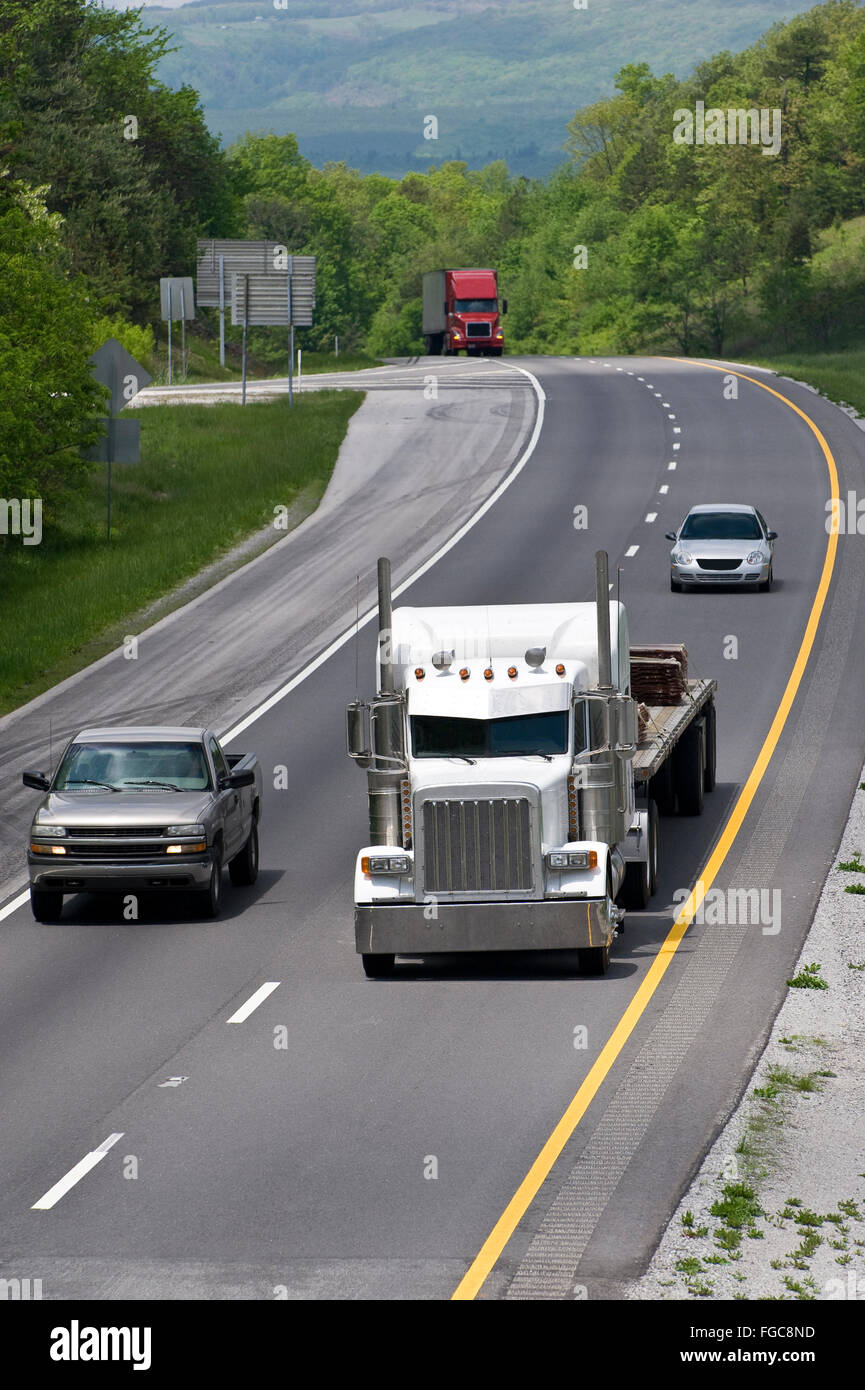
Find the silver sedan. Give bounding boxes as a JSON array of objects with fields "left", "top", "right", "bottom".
[{"left": 666, "top": 504, "right": 777, "bottom": 592}]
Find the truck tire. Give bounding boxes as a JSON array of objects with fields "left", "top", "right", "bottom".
[
  {"left": 703, "top": 702, "right": 717, "bottom": 792},
  {"left": 229, "top": 820, "right": 259, "bottom": 886},
  {"left": 578, "top": 942, "right": 610, "bottom": 975},
  {"left": 673, "top": 720, "right": 705, "bottom": 815},
  {"left": 619, "top": 800, "right": 659, "bottom": 909},
  {"left": 198, "top": 851, "right": 223, "bottom": 919},
  {"left": 31, "top": 888, "right": 63, "bottom": 923},
  {"left": 362, "top": 953, "right": 395, "bottom": 978}
]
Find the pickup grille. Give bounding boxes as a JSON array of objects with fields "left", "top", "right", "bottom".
[
  {"left": 465, "top": 322, "right": 492, "bottom": 338},
  {"left": 695, "top": 557, "right": 742, "bottom": 571},
  {"left": 66, "top": 827, "right": 168, "bottom": 838},
  {"left": 64, "top": 842, "right": 173, "bottom": 859},
  {"left": 421, "top": 797, "right": 533, "bottom": 895}
]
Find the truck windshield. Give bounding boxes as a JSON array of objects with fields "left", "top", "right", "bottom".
[
  {"left": 454, "top": 299, "right": 497, "bottom": 312},
  {"left": 54, "top": 742, "right": 211, "bottom": 791},
  {"left": 411, "top": 711, "right": 568, "bottom": 758}
]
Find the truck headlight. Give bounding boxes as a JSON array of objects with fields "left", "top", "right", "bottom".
[
  {"left": 166, "top": 824, "right": 206, "bottom": 837},
  {"left": 31, "top": 823, "right": 66, "bottom": 838},
  {"left": 546, "top": 850, "right": 597, "bottom": 869},
  {"left": 362, "top": 855, "right": 410, "bottom": 875}
]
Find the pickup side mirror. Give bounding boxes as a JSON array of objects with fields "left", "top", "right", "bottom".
[
  {"left": 664, "top": 532, "right": 677, "bottom": 542},
  {"left": 767, "top": 530, "right": 778, "bottom": 540},
  {"left": 22, "top": 769, "right": 50, "bottom": 791},
  {"left": 220, "top": 768, "right": 255, "bottom": 790}
]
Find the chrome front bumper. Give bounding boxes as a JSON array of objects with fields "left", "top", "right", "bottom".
[{"left": 355, "top": 897, "right": 616, "bottom": 955}]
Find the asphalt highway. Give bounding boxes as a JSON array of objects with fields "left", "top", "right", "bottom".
[{"left": 1, "top": 355, "right": 863, "bottom": 1300}]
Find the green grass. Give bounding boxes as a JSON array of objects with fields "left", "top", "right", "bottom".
[
  {"left": 146, "top": 329, "right": 381, "bottom": 387},
  {"left": 787, "top": 963, "right": 829, "bottom": 990},
  {"left": 748, "top": 348, "right": 865, "bottom": 418},
  {"left": 0, "top": 391, "right": 362, "bottom": 714}
]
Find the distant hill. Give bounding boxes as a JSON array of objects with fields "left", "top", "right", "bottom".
[{"left": 137, "top": 0, "right": 819, "bottom": 175}]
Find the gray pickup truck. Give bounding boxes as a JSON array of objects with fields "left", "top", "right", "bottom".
[{"left": 22, "top": 726, "right": 262, "bottom": 923}]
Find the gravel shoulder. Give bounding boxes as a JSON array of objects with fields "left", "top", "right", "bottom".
[{"left": 626, "top": 764, "right": 865, "bottom": 1302}]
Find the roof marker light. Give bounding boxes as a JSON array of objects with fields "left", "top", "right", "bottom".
[
  {"left": 483, "top": 668, "right": 494, "bottom": 681},
  {"left": 507, "top": 666, "right": 518, "bottom": 680},
  {"left": 414, "top": 667, "right": 425, "bottom": 681},
  {"left": 556, "top": 663, "right": 566, "bottom": 677},
  {"left": 459, "top": 668, "right": 470, "bottom": 682}
]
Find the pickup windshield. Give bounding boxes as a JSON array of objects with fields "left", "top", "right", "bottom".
[
  {"left": 54, "top": 741, "right": 211, "bottom": 792},
  {"left": 411, "top": 711, "right": 568, "bottom": 759}
]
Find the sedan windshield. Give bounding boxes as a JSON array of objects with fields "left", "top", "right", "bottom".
[
  {"left": 55, "top": 741, "right": 211, "bottom": 791},
  {"left": 454, "top": 298, "right": 497, "bottom": 312},
  {"left": 411, "top": 711, "right": 568, "bottom": 759},
  {"left": 680, "top": 512, "right": 762, "bottom": 541}
]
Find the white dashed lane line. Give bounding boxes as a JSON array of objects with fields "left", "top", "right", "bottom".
[
  {"left": 625, "top": 545, "right": 640, "bottom": 558},
  {"left": 32, "top": 1133, "right": 123, "bottom": 1211}
]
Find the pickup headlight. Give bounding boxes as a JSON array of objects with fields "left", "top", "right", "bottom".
[
  {"left": 362, "top": 855, "right": 411, "bottom": 875},
  {"left": 166, "top": 823, "right": 206, "bottom": 837},
  {"left": 31, "top": 823, "right": 66, "bottom": 838},
  {"left": 673, "top": 549, "right": 693, "bottom": 565},
  {"left": 546, "top": 850, "right": 598, "bottom": 869},
  {"left": 746, "top": 550, "right": 765, "bottom": 565}
]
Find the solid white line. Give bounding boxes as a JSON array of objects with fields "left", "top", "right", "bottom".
[
  {"left": 227, "top": 981, "right": 280, "bottom": 1023},
  {"left": 220, "top": 365, "right": 546, "bottom": 744},
  {"left": 645, "top": 513, "right": 657, "bottom": 523},
  {"left": 659, "top": 484, "right": 669, "bottom": 494},
  {"left": 32, "top": 1133, "right": 123, "bottom": 1210},
  {"left": 625, "top": 545, "right": 640, "bottom": 557},
  {"left": 0, "top": 889, "right": 31, "bottom": 924}
]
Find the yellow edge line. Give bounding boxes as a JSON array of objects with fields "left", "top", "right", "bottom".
[{"left": 451, "top": 361, "right": 839, "bottom": 1301}]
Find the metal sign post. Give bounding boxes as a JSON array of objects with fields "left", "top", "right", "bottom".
[
  {"left": 160, "top": 277, "right": 195, "bottom": 387},
  {"left": 84, "top": 340, "right": 151, "bottom": 540},
  {"left": 218, "top": 254, "right": 226, "bottom": 367},
  {"left": 241, "top": 274, "right": 249, "bottom": 406},
  {"left": 180, "top": 282, "right": 187, "bottom": 381},
  {"left": 167, "top": 316, "right": 172, "bottom": 386}
]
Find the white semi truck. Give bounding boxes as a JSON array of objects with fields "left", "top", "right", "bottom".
[{"left": 347, "top": 553, "right": 716, "bottom": 977}]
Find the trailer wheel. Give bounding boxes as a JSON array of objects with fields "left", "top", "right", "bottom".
[
  {"left": 703, "top": 702, "right": 717, "bottom": 792},
  {"left": 31, "top": 889, "right": 63, "bottom": 923},
  {"left": 362, "top": 953, "right": 395, "bottom": 978},
  {"left": 674, "top": 720, "right": 705, "bottom": 815}
]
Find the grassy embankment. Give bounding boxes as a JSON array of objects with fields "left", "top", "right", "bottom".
[
  {"left": 147, "top": 328, "right": 381, "bottom": 385},
  {"left": 0, "top": 391, "right": 362, "bottom": 715}
]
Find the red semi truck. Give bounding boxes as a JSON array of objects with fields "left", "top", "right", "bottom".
[{"left": 422, "top": 268, "right": 506, "bottom": 356}]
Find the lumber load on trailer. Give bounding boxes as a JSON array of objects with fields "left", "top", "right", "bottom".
[{"left": 630, "top": 644, "right": 688, "bottom": 704}]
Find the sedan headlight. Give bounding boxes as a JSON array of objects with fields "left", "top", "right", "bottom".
[
  {"left": 166, "top": 823, "right": 206, "bottom": 836},
  {"left": 673, "top": 549, "right": 693, "bottom": 565},
  {"left": 31, "top": 823, "right": 66, "bottom": 838},
  {"left": 746, "top": 550, "right": 766, "bottom": 566},
  {"left": 362, "top": 854, "right": 411, "bottom": 875}
]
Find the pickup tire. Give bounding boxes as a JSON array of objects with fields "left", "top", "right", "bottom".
[
  {"left": 362, "top": 953, "right": 395, "bottom": 978},
  {"left": 229, "top": 821, "right": 259, "bottom": 886},
  {"left": 31, "top": 888, "right": 63, "bottom": 924},
  {"left": 673, "top": 720, "right": 705, "bottom": 815},
  {"left": 198, "top": 852, "right": 223, "bottom": 919}
]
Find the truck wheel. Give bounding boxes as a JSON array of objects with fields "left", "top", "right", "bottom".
[
  {"left": 362, "top": 953, "right": 395, "bottom": 978},
  {"left": 31, "top": 889, "right": 63, "bottom": 923},
  {"left": 674, "top": 720, "right": 705, "bottom": 815},
  {"left": 198, "top": 853, "right": 223, "bottom": 919},
  {"left": 619, "top": 800, "right": 659, "bottom": 909},
  {"left": 578, "top": 943, "right": 610, "bottom": 975},
  {"left": 229, "top": 821, "right": 259, "bottom": 886},
  {"left": 703, "top": 703, "right": 717, "bottom": 792}
]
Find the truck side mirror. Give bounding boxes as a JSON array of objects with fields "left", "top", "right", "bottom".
[
  {"left": 22, "top": 769, "right": 50, "bottom": 791},
  {"left": 502, "top": 298, "right": 508, "bottom": 314},
  {"left": 610, "top": 695, "right": 637, "bottom": 756}
]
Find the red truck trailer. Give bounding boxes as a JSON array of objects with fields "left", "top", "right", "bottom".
[{"left": 422, "top": 268, "right": 506, "bottom": 356}]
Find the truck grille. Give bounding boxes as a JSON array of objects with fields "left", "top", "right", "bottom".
[
  {"left": 465, "top": 322, "right": 492, "bottom": 338},
  {"left": 696, "top": 557, "right": 741, "bottom": 571},
  {"left": 421, "top": 797, "right": 533, "bottom": 894}
]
